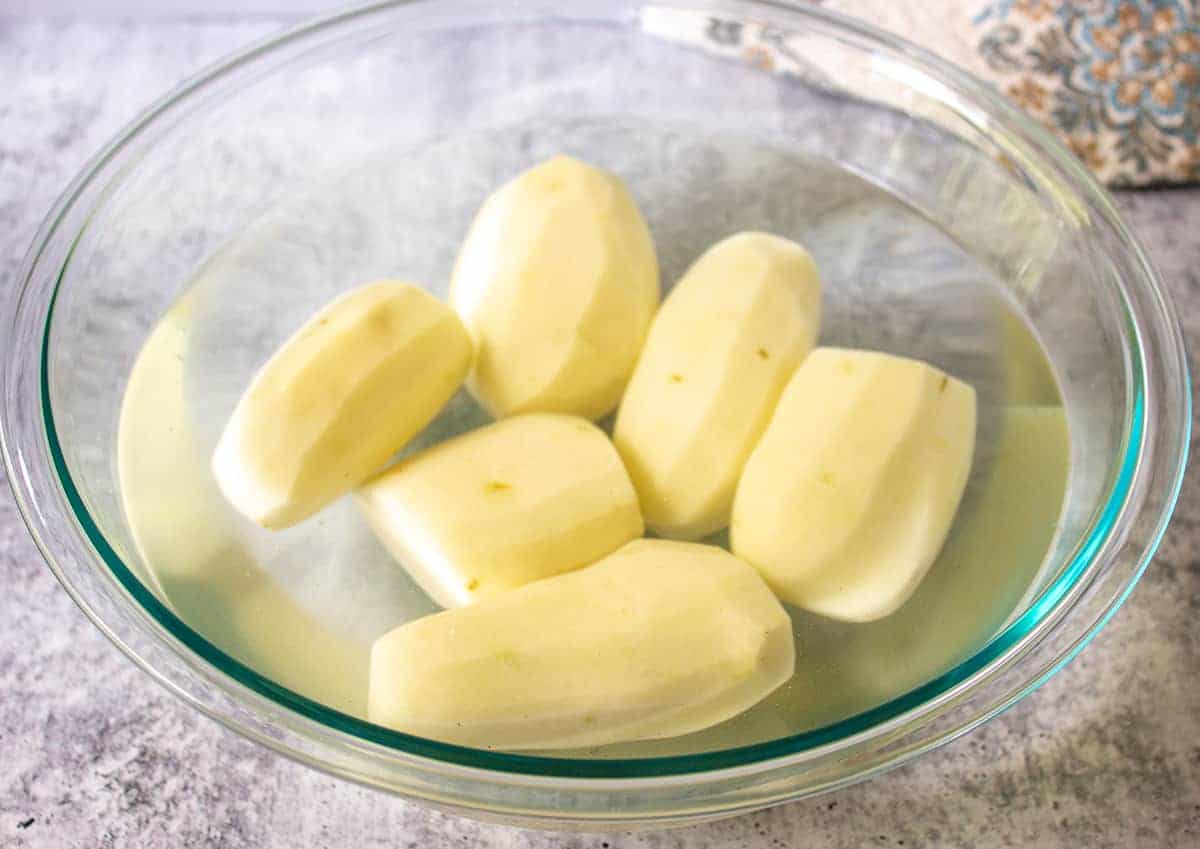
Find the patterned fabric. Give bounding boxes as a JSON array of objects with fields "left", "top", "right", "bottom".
[
  {"left": 977, "top": 1, "right": 1199, "bottom": 184},
  {"left": 642, "top": 1, "right": 1200, "bottom": 186}
]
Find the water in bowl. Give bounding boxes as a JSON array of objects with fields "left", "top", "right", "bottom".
[{"left": 117, "top": 119, "right": 1067, "bottom": 757}]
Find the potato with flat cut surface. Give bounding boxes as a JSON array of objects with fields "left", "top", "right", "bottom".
[
  {"left": 212, "top": 281, "right": 472, "bottom": 529},
  {"left": 615, "top": 232, "right": 821, "bottom": 540},
  {"left": 368, "top": 539, "right": 795, "bottom": 750},
  {"left": 732, "top": 348, "right": 976, "bottom": 622},
  {"left": 450, "top": 155, "right": 659, "bottom": 420},
  {"left": 356, "top": 413, "right": 643, "bottom": 608}
]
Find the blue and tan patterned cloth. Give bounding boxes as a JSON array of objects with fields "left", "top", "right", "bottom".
[{"left": 646, "top": 1, "right": 1199, "bottom": 186}]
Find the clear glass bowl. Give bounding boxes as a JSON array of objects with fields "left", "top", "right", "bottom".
[{"left": 0, "top": 0, "right": 1189, "bottom": 830}]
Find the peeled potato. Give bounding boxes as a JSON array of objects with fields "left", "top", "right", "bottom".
[
  {"left": 450, "top": 155, "right": 659, "bottom": 420},
  {"left": 213, "top": 281, "right": 472, "bottom": 529},
  {"left": 368, "top": 539, "right": 795, "bottom": 749},
  {"left": 356, "top": 414, "right": 643, "bottom": 607},
  {"left": 731, "top": 348, "right": 976, "bottom": 622},
  {"left": 615, "top": 232, "right": 821, "bottom": 539}
]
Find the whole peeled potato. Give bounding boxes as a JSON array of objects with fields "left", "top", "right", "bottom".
[
  {"left": 732, "top": 348, "right": 976, "bottom": 622},
  {"left": 357, "top": 413, "right": 643, "bottom": 607},
  {"left": 615, "top": 232, "right": 821, "bottom": 540},
  {"left": 450, "top": 156, "right": 659, "bottom": 420},
  {"left": 213, "top": 281, "right": 472, "bottom": 529},
  {"left": 368, "top": 539, "right": 794, "bottom": 749}
]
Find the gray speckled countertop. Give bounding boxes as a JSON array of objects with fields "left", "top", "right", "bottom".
[{"left": 1, "top": 16, "right": 1198, "bottom": 849}]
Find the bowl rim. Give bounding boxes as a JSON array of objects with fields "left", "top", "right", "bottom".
[{"left": 2, "top": 0, "right": 1190, "bottom": 793}]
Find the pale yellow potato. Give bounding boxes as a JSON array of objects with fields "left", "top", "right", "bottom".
[
  {"left": 356, "top": 414, "right": 643, "bottom": 607},
  {"left": 213, "top": 281, "right": 472, "bottom": 529},
  {"left": 615, "top": 232, "right": 821, "bottom": 539},
  {"left": 122, "top": 291, "right": 368, "bottom": 714},
  {"left": 731, "top": 348, "right": 976, "bottom": 622},
  {"left": 450, "top": 155, "right": 659, "bottom": 420},
  {"left": 368, "top": 539, "right": 795, "bottom": 749}
]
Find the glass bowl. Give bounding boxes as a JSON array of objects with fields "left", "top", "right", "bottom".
[{"left": 1, "top": 0, "right": 1189, "bottom": 830}]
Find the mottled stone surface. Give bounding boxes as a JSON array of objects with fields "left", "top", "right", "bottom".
[{"left": 1, "top": 17, "right": 1198, "bottom": 849}]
